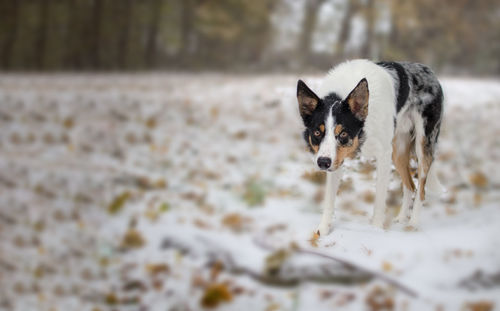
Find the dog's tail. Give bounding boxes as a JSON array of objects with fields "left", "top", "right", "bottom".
[{"left": 426, "top": 161, "right": 446, "bottom": 196}]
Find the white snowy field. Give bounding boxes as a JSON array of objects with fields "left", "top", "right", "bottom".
[{"left": 0, "top": 73, "right": 499, "bottom": 311}]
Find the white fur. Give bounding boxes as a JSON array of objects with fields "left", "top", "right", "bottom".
[
  {"left": 315, "top": 60, "right": 397, "bottom": 234},
  {"left": 316, "top": 107, "right": 336, "bottom": 164}
]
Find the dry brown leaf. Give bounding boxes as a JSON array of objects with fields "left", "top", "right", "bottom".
[
  {"left": 108, "top": 191, "right": 130, "bottom": 214},
  {"left": 123, "top": 280, "right": 147, "bottom": 291},
  {"left": 105, "top": 292, "right": 119, "bottom": 305},
  {"left": 313, "top": 188, "right": 324, "bottom": 203},
  {"left": 200, "top": 283, "right": 233, "bottom": 308},
  {"left": 145, "top": 117, "right": 156, "bottom": 129},
  {"left": 194, "top": 218, "right": 212, "bottom": 229},
  {"left": 464, "top": 301, "right": 494, "bottom": 311},
  {"left": 265, "top": 223, "right": 287, "bottom": 234},
  {"left": 381, "top": 261, "right": 393, "bottom": 272},
  {"left": 359, "top": 161, "right": 376, "bottom": 176},
  {"left": 233, "top": 130, "right": 247, "bottom": 140},
  {"left": 469, "top": 172, "right": 488, "bottom": 188},
  {"left": 365, "top": 286, "right": 394, "bottom": 311},
  {"left": 63, "top": 117, "right": 74, "bottom": 129},
  {"left": 121, "top": 228, "right": 146, "bottom": 249},
  {"left": 338, "top": 178, "right": 354, "bottom": 193},
  {"left": 438, "top": 151, "right": 455, "bottom": 161},
  {"left": 145, "top": 263, "right": 169, "bottom": 276},
  {"left": 221, "top": 213, "right": 252, "bottom": 232},
  {"left": 191, "top": 273, "right": 207, "bottom": 288},
  {"left": 301, "top": 171, "right": 326, "bottom": 185},
  {"left": 265, "top": 303, "right": 281, "bottom": 311},
  {"left": 445, "top": 206, "right": 457, "bottom": 216},
  {"left": 210, "top": 261, "right": 224, "bottom": 281},
  {"left": 362, "top": 190, "right": 375, "bottom": 203},
  {"left": 309, "top": 231, "right": 320, "bottom": 247}
]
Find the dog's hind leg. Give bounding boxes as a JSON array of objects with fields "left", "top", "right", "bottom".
[
  {"left": 425, "top": 161, "right": 445, "bottom": 196},
  {"left": 316, "top": 169, "right": 342, "bottom": 236},
  {"left": 409, "top": 118, "right": 434, "bottom": 227},
  {"left": 392, "top": 132, "right": 416, "bottom": 223},
  {"left": 372, "top": 150, "right": 392, "bottom": 228}
]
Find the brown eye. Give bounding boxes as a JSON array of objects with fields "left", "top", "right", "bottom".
[
  {"left": 314, "top": 130, "right": 321, "bottom": 137},
  {"left": 338, "top": 131, "right": 349, "bottom": 145}
]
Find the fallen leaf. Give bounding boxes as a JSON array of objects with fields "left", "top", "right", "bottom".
[
  {"left": 469, "top": 172, "right": 488, "bottom": 188},
  {"left": 145, "top": 117, "right": 156, "bottom": 129},
  {"left": 145, "top": 263, "right": 170, "bottom": 276},
  {"left": 159, "top": 202, "right": 170, "bottom": 212},
  {"left": 381, "top": 261, "right": 393, "bottom": 272},
  {"left": 265, "top": 303, "right": 281, "bottom": 311},
  {"left": 221, "top": 213, "right": 252, "bottom": 232},
  {"left": 123, "top": 280, "right": 147, "bottom": 291},
  {"left": 121, "top": 228, "right": 146, "bottom": 249},
  {"left": 194, "top": 218, "right": 212, "bottom": 229},
  {"left": 309, "top": 231, "right": 320, "bottom": 247},
  {"left": 301, "top": 171, "right": 326, "bottom": 185},
  {"left": 210, "top": 261, "right": 224, "bottom": 281},
  {"left": 362, "top": 190, "right": 375, "bottom": 203},
  {"left": 464, "top": 301, "right": 494, "bottom": 311},
  {"left": 233, "top": 130, "right": 247, "bottom": 140},
  {"left": 105, "top": 292, "right": 119, "bottom": 305},
  {"left": 365, "top": 286, "right": 394, "bottom": 311},
  {"left": 108, "top": 191, "right": 131, "bottom": 214},
  {"left": 200, "top": 283, "right": 233, "bottom": 308}
]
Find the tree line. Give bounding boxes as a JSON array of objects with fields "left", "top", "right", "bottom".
[{"left": 0, "top": 0, "right": 499, "bottom": 74}]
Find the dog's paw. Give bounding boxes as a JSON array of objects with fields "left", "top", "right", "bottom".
[
  {"left": 408, "top": 216, "right": 420, "bottom": 228},
  {"left": 315, "top": 222, "right": 331, "bottom": 236},
  {"left": 393, "top": 213, "right": 408, "bottom": 224}
]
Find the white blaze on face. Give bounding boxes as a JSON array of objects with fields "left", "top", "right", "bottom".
[{"left": 315, "top": 106, "right": 336, "bottom": 167}]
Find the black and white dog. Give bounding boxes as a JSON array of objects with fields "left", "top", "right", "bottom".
[{"left": 297, "top": 59, "right": 443, "bottom": 235}]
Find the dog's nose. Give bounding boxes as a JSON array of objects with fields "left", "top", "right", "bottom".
[{"left": 317, "top": 157, "right": 332, "bottom": 170}]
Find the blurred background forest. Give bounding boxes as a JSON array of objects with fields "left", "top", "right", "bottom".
[{"left": 1, "top": 0, "right": 500, "bottom": 74}]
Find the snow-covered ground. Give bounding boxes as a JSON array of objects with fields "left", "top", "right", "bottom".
[{"left": 0, "top": 73, "right": 499, "bottom": 311}]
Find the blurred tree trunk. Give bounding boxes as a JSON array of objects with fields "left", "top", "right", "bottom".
[
  {"left": 35, "top": 0, "right": 49, "bottom": 69},
  {"left": 296, "top": 0, "right": 326, "bottom": 66},
  {"left": 335, "top": 0, "right": 357, "bottom": 59},
  {"left": 118, "top": 0, "right": 132, "bottom": 69},
  {"left": 91, "top": 0, "right": 102, "bottom": 69},
  {"left": 179, "top": 0, "right": 195, "bottom": 65},
  {"left": 360, "top": 0, "right": 375, "bottom": 59},
  {"left": 65, "top": 0, "right": 81, "bottom": 69},
  {"left": 146, "top": 0, "right": 162, "bottom": 68},
  {"left": 1, "top": 0, "right": 19, "bottom": 69}
]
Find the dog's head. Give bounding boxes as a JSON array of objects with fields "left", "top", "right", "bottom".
[{"left": 297, "top": 78, "right": 369, "bottom": 171}]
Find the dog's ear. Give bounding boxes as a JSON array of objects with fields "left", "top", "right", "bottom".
[
  {"left": 346, "top": 78, "right": 369, "bottom": 121},
  {"left": 297, "top": 80, "right": 320, "bottom": 123}
]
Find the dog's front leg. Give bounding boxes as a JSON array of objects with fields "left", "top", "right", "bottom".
[
  {"left": 316, "top": 169, "right": 342, "bottom": 236},
  {"left": 372, "top": 152, "right": 391, "bottom": 228}
]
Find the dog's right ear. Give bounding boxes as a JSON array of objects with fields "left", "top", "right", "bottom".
[{"left": 297, "top": 80, "right": 320, "bottom": 123}]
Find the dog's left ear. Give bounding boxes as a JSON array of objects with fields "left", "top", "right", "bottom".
[{"left": 346, "top": 78, "right": 369, "bottom": 121}]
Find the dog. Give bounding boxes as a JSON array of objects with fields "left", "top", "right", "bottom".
[{"left": 296, "top": 59, "right": 444, "bottom": 235}]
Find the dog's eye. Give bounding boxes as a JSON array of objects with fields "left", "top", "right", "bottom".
[
  {"left": 314, "top": 130, "right": 321, "bottom": 137},
  {"left": 338, "top": 132, "right": 349, "bottom": 144}
]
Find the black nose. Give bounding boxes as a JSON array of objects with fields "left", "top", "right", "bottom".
[{"left": 317, "top": 157, "right": 331, "bottom": 170}]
